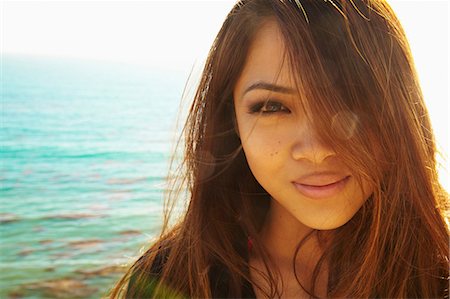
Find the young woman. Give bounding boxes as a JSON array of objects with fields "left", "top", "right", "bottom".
[{"left": 111, "top": 0, "right": 449, "bottom": 298}]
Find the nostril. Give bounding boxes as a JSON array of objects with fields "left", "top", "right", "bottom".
[{"left": 291, "top": 142, "right": 337, "bottom": 164}]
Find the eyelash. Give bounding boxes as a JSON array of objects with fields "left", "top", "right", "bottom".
[{"left": 248, "top": 100, "right": 290, "bottom": 114}]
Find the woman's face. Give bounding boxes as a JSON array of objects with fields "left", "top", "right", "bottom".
[{"left": 233, "top": 21, "right": 373, "bottom": 230}]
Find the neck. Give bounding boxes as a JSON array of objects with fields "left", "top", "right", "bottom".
[
  {"left": 260, "top": 199, "right": 316, "bottom": 261},
  {"left": 256, "top": 199, "right": 330, "bottom": 293}
]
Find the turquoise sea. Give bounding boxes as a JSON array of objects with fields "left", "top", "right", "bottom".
[{"left": 1, "top": 54, "right": 188, "bottom": 298}]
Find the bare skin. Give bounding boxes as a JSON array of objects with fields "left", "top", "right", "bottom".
[
  {"left": 233, "top": 20, "right": 372, "bottom": 298},
  {"left": 249, "top": 200, "right": 329, "bottom": 298}
]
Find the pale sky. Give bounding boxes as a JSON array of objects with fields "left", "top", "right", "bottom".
[
  {"left": 2, "top": 0, "right": 235, "bottom": 70},
  {"left": 1, "top": 0, "right": 449, "bottom": 189}
]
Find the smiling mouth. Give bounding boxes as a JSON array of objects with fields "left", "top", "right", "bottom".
[{"left": 293, "top": 176, "right": 351, "bottom": 199}]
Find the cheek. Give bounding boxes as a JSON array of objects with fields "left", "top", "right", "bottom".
[
  {"left": 361, "top": 179, "right": 375, "bottom": 203},
  {"left": 241, "top": 128, "right": 283, "bottom": 161},
  {"left": 343, "top": 177, "right": 373, "bottom": 219},
  {"left": 240, "top": 129, "right": 288, "bottom": 185}
]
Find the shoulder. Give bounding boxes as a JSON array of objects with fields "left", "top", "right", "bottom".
[
  {"left": 125, "top": 241, "right": 171, "bottom": 299},
  {"left": 125, "top": 234, "right": 255, "bottom": 298}
]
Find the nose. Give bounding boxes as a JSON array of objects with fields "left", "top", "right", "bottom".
[{"left": 291, "top": 124, "right": 336, "bottom": 164}]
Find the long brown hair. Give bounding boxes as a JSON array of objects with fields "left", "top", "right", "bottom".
[{"left": 110, "top": 0, "right": 449, "bottom": 298}]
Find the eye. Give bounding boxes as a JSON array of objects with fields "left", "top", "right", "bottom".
[{"left": 249, "top": 100, "right": 290, "bottom": 114}]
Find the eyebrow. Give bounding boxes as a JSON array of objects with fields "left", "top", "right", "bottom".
[{"left": 242, "top": 81, "right": 296, "bottom": 96}]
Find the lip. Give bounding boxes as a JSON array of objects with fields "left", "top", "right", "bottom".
[{"left": 292, "top": 175, "right": 351, "bottom": 200}]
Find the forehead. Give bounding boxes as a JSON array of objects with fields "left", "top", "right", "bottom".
[{"left": 234, "top": 20, "right": 297, "bottom": 100}]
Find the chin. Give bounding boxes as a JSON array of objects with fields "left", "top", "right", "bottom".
[{"left": 298, "top": 212, "right": 359, "bottom": 231}]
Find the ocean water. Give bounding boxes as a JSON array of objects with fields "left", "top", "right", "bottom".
[{"left": 1, "top": 55, "right": 189, "bottom": 298}]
